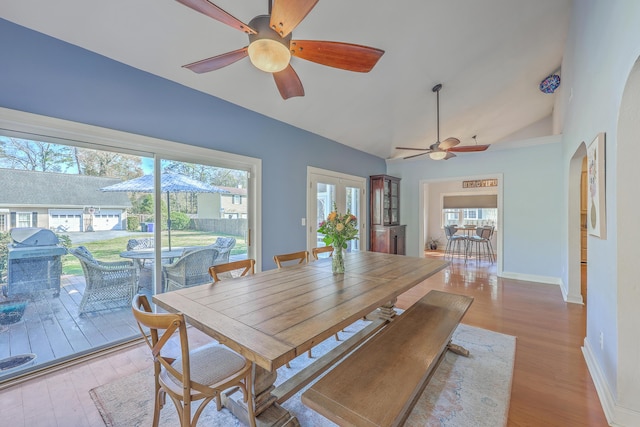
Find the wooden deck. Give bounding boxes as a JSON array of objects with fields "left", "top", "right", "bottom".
[{"left": 0, "top": 274, "right": 140, "bottom": 383}]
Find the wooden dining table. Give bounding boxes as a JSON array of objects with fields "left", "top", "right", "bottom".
[{"left": 153, "top": 251, "right": 449, "bottom": 427}]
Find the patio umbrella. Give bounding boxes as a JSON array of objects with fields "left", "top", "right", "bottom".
[{"left": 100, "top": 172, "right": 229, "bottom": 250}]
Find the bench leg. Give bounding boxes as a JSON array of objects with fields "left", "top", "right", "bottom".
[{"left": 447, "top": 342, "right": 470, "bottom": 357}]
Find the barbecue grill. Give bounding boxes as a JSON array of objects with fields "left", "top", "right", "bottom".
[{"left": 4, "top": 228, "right": 67, "bottom": 298}]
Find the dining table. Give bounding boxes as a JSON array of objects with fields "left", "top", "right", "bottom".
[{"left": 153, "top": 250, "right": 449, "bottom": 427}]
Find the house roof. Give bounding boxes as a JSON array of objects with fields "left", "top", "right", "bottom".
[
  {"left": 0, "top": 168, "right": 131, "bottom": 208},
  {"left": 218, "top": 186, "right": 247, "bottom": 196}
]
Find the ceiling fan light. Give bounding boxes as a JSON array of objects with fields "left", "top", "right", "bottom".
[
  {"left": 429, "top": 151, "right": 448, "bottom": 160},
  {"left": 248, "top": 39, "right": 291, "bottom": 73}
]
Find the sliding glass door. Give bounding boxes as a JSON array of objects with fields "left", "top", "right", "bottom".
[{"left": 0, "top": 110, "right": 259, "bottom": 383}]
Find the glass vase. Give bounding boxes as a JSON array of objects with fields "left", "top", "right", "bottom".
[{"left": 332, "top": 246, "right": 345, "bottom": 274}]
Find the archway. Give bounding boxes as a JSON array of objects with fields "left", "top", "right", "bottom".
[{"left": 615, "top": 57, "right": 640, "bottom": 412}]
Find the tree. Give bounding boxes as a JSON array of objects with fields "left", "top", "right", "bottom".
[
  {"left": 0, "top": 137, "right": 74, "bottom": 172},
  {"left": 75, "top": 148, "right": 143, "bottom": 178}
]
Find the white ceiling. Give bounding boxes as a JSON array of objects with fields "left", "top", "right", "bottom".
[{"left": 1, "top": 0, "right": 571, "bottom": 159}]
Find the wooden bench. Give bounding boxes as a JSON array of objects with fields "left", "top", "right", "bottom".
[{"left": 301, "top": 290, "right": 473, "bottom": 427}]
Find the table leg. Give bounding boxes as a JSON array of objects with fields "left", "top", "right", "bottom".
[
  {"left": 365, "top": 297, "right": 398, "bottom": 321},
  {"left": 222, "top": 363, "right": 301, "bottom": 427}
]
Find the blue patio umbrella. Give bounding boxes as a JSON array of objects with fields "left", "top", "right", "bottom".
[{"left": 101, "top": 173, "right": 229, "bottom": 250}]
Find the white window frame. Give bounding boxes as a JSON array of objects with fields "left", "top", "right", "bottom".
[{"left": 0, "top": 107, "right": 263, "bottom": 271}]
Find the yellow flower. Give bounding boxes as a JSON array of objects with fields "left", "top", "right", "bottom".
[
  {"left": 328, "top": 212, "right": 337, "bottom": 221},
  {"left": 336, "top": 223, "right": 345, "bottom": 232}
]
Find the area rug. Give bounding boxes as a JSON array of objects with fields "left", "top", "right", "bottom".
[{"left": 90, "top": 321, "right": 516, "bottom": 427}]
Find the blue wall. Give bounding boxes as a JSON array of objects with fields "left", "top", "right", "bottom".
[{"left": 0, "top": 18, "right": 386, "bottom": 269}]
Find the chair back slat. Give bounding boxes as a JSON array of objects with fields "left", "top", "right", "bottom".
[
  {"left": 274, "top": 251, "right": 309, "bottom": 268},
  {"left": 209, "top": 259, "right": 256, "bottom": 283},
  {"left": 311, "top": 246, "right": 334, "bottom": 260}
]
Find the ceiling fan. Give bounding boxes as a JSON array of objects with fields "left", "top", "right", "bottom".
[
  {"left": 396, "top": 84, "right": 491, "bottom": 160},
  {"left": 176, "top": 0, "right": 385, "bottom": 99}
]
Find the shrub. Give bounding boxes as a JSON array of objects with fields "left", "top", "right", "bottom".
[
  {"left": 169, "top": 212, "right": 191, "bottom": 230},
  {"left": 127, "top": 216, "right": 140, "bottom": 231}
]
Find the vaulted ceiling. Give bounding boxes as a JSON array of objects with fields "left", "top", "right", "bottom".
[{"left": 1, "top": 0, "right": 571, "bottom": 159}]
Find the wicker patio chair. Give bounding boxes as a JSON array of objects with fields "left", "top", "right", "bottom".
[
  {"left": 69, "top": 246, "right": 137, "bottom": 315},
  {"left": 132, "top": 295, "right": 256, "bottom": 427},
  {"left": 210, "top": 237, "right": 236, "bottom": 264},
  {"left": 164, "top": 248, "right": 220, "bottom": 292}
]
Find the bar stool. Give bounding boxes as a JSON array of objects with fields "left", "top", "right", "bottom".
[
  {"left": 466, "top": 226, "right": 495, "bottom": 263},
  {"left": 444, "top": 225, "right": 467, "bottom": 259}
]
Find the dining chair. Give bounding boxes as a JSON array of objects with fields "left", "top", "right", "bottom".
[
  {"left": 273, "top": 250, "right": 309, "bottom": 268},
  {"left": 311, "top": 246, "right": 334, "bottom": 260},
  {"left": 209, "top": 259, "right": 256, "bottom": 283},
  {"left": 131, "top": 294, "right": 256, "bottom": 427}
]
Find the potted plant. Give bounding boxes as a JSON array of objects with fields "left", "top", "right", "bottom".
[{"left": 428, "top": 237, "right": 441, "bottom": 251}]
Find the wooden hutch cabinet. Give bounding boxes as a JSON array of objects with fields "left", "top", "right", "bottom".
[{"left": 369, "top": 175, "right": 406, "bottom": 255}]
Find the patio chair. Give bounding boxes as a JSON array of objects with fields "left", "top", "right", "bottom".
[
  {"left": 210, "top": 237, "right": 236, "bottom": 264},
  {"left": 164, "top": 248, "right": 220, "bottom": 292},
  {"left": 131, "top": 294, "right": 256, "bottom": 427},
  {"left": 126, "top": 238, "right": 154, "bottom": 264},
  {"left": 69, "top": 246, "right": 137, "bottom": 315}
]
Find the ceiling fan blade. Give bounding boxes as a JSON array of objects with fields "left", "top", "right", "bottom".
[
  {"left": 448, "top": 144, "right": 491, "bottom": 153},
  {"left": 273, "top": 65, "right": 305, "bottom": 99},
  {"left": 396, "top": 146, "right": 430, "bottom": 151},
  {"left": 439, "top": 137, "right": 461, "bottom": 150},
  {"left": 176, "top": 0, "right": 256, "bottom": 34},
  {"left": 443, "top": 152, "right": 457, "bottom": 160},
  {"left": 183, "top": 48, "right": 248, "bottom": 73},
  {"left": 270, "top": 0, "right": 318, "bottom": 38},
  {"left": 291, "top": 40, "right": 384, "bottom": 72},
  {"left": 403, "top": 152, "right": 430, "bottom": 159}
]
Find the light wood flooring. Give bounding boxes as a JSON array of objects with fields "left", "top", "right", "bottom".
[{"left": 0, "top": 252, "right": 608, "bottom": 426}]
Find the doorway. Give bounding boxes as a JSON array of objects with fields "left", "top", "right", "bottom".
[{"left": 306, "top": 167, "right": 366, "bottom": 253}]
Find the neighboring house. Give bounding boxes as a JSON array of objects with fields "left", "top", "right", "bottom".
[
  {"left": 197, "top": 186, "right": 247, "bottom": 219},
  {"left": 0, "top": 168, "right": 131, "bottom": 232}
]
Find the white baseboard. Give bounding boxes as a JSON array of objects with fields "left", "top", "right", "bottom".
[
  {"left": 583, "top": 339, "right": 640, "bottom": 426},
  {"left": 498, "top": 271, "right": 562, "bottom": 286}
]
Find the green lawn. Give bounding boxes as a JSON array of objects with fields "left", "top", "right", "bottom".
[{"left": 63, "top": 230, "right": 246, "bottom": 275}]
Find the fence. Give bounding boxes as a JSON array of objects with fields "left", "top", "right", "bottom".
[{"left": 191, "top": 218, "right": 247, "bottom": 238}]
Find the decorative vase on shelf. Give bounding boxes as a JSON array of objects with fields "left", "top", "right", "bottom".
[{"left": 332, "top": 246, "right": 345, "bottom": 274}]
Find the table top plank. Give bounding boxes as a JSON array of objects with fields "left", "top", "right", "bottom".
[{"left": 153, "top": 251, "right": 449, "bottom": 371}]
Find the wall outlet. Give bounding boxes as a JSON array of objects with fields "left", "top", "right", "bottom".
[
  {"left": 301, "top": 218, "right": 306, "bottom": 226},
  {"left": 599, "top": 331, "right": 604, "bottom": 350}
]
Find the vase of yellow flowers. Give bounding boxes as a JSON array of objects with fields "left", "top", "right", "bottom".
[{"left": 317, "top": 204, "right": 359, "bottom": 274}]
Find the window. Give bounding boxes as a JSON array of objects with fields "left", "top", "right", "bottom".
[
  {"left": 443, "top": 208, "right": 497, "bottom": 228},
  {"left": 232, "top": 195, "right": 242, "bottom": 204},
  {"left": 17, "top": 212, "right": 32, "bottom": 227}
]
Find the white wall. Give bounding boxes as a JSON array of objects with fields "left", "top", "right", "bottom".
[
  {"left": 387, "top": 136, "right": 564, "bottom": 283},
  {"left": 558, "top": 1, "right": 640, "bottom": 424}
]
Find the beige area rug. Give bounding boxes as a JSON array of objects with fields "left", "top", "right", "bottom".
[{"left": 90, "top": 322, "right": 516, "bottom": 427}]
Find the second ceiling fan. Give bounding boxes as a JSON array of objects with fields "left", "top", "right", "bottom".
[
  {"left": 177, "top": 0, "right": 385, "bottom": 99},
  {"left": 397, "top": 84, "right": 490, "bottom": 160}
]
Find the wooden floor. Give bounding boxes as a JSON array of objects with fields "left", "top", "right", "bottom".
[{"left": 0, "top": 252, "right": 608, "bottom": 426}]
